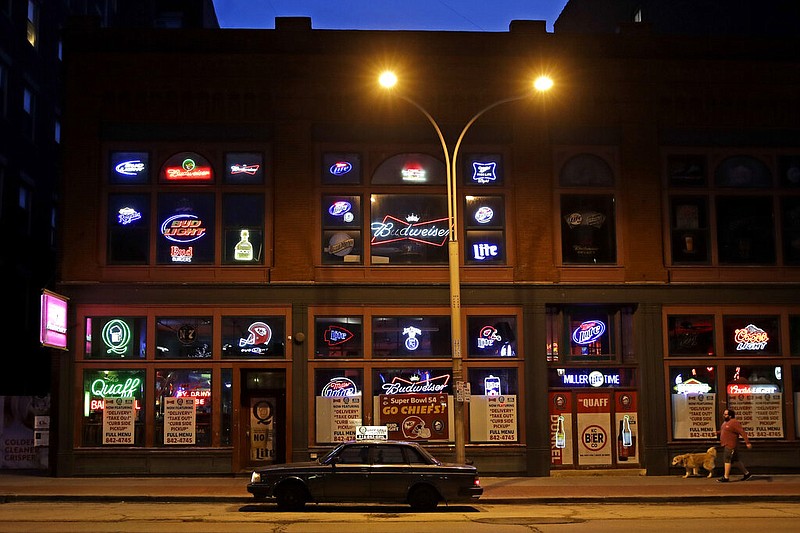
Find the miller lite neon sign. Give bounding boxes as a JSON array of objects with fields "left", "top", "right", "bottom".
[{"left": 572, "top": 320, "right": 606, "bottom": 345}]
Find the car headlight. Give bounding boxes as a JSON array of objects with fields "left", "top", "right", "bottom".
[{"left": 250, "top": 472, "right": 261, "bottom": 483}]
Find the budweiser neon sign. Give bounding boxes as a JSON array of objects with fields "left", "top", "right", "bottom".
[
  {"left": 381, "top": 373, "right": 450, "bottom": 395},
  {"left": 371, "top": 214, "right": 450, "bottom": 247},
  {"left": 734, "top": 324, "right": 769, "bottom": 351},
  {"left": 164, "top": 158, "right": 212, "bottom": 181}
]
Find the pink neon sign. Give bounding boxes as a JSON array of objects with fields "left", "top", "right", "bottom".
[{"left": 40, "top": 290, "right": 68, "bottom": 350}]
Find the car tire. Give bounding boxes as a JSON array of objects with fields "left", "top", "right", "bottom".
[
  {"left": 275, "top": 483, "right": 306, "bottom": 511},
  {"left": 408, "top": 485, "right": 439, "bottom": 511}
]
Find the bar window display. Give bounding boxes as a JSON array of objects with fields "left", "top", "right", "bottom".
[
  {"left": 467, "top": 316, "right": 517, "bottom": 357},
  {"left": 669, "top": 366, "right": 717, "bottom": 439},
  {"left": 724, "top": 365, "right": 784, "bottom": 438},
  {"left": 372, "top": 367, "right": 452, "bottom": 442},
  {"left": 314, "top": 316, "right": 363, "bottom": 358},
  {"left": 667, "top": 314, "right": 715, "bottom": 356},
  {"left": 154, "top": 369, "right": 212, "bottom": 446},
  {"left": 222, "top": 194, "right": 264, "bottom": 264},
  {"left": 321, "top": 195, "right": 362, "bottom": 265},
  {"left": 221, "top": 316, "right": 285, "bottom": 358},
  {"left": 107, "top": 193, "right": 150, "bottom": 264},
  {"left": 155, "top": 317, "right": 212, "bottom": 359},
  {"left": 84, "top": 317, "right": 146, "bottom": 359},
  {"left": 467, "top": 368, "right": 519, "bottom": 442},
  {"left": 82, "top": 369, "right": 145, "bottom": 447},
  {"left": 371, "top": 315, "right": 450, "bottom": 358},
  {"left": 560, "top": 194, "right": 617, "bottom": 264},
  {"left": 314, "top": 369, "right": 363, "bottom": 443},
  {"left": 156, "top": 193, "right": 215, "bottom": 265}
]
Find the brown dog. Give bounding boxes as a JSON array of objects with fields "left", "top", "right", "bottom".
[{"left": 671, "top": 447, "right": 717, "bottom": 478}]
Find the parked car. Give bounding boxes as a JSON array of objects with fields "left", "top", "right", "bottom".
[{"left": 247, "top": 439, "right": 483, "bottom": 511}]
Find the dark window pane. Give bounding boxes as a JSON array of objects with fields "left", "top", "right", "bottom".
[
  {"left": 372, "top": 316, "right": 450, "bottom": 358},
  {"left": 156, "top": 317, "right": 213, "bottom": 359},
  {"left": 222, "top": 316, "right": 285, "bottom": 358},
  {"left": 722, "top": 315, "right": 780, "bottom": 356},
  {"left": 714, "top": 156, "right": 772, "bottom": 188},
  {"left": 669, "top": 197, "right": 709, "bottom": 263},
  {"left": 314, "top": 316, "right": 363, "bottom": 358},
  {"left": 667, "top": 315, "right": 715, "bottom": 356},
  {"left": 223, "top": 194, "right": 264, "bottom": 264},
  {"left": 560, "top": 194, "right": 617, "bottom": 264},
  {"left": 559, "top": 153, "right": 614, "bottom": 187},
  {"left": 370, "top": 194, "right": 449, "bottom": 265},
  {"left": 667, "top": 154, "right": 707, "bottom": 188},
  {"left": 781, "top": 197, "right": 800, "bottom": 264},
  {"left": 716, "top": 196, "right": 775, "bottom": 264},
  {"left": 108, "top": 194, "right": 150, "bottom": 264}
]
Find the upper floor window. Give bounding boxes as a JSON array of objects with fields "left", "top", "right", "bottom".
[
  {"left": 18, "top": 180, "right": 32, "bottom": 235},
  {"left": 320, "top": 150, "right": 508, "bottom": 266},
  {"left": 667, "top": 152, "right": 797, "bottom": 266},
  {"left": 557, "top": 152, "right": 618, "bottom": 265},
  {"left": 0, "top": 62, "right": 7, "bottom": 118},
  {"left": 22, "top": 86, "right": 35, "bottom": 139},
  {"left": 26, "top": 1, "right": 39, "bottom": 48}
]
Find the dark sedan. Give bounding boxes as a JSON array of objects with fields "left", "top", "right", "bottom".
[{"left": 247, "top": 439, "right": 483, "bottom": 511}]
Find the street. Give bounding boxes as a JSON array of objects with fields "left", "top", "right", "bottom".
[{"left": 0, "top": 501, "right": 799, "bottom": 532}]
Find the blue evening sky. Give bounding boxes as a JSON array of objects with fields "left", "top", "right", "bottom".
[{"left": 214, "top": 1, "right": 570, "bottom": 33}]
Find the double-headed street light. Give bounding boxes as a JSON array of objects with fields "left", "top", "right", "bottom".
[{"left": 379, "top": 71, "right": 553, "bottom": 463}]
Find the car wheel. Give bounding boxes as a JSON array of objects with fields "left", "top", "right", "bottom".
[
  {"left": 408, "top": 485, "right": 439, "bottom": 511},
  {"left": 275, "top": 483, "right": 306, "bottom": 511}
]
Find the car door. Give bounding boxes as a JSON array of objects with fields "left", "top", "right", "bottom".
[
  {"left": 322, "top": 443, "right": 371, "bottom": 501},
  {"left": 368, "top": 443, "right": 415, "bottom": 501}
]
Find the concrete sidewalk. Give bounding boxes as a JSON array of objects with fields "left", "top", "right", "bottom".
[{"left": 2, "top": 471, "right": 800, "bottom": 504}]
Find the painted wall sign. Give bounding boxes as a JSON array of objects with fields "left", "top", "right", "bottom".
[{"left": 572, "top": 320, "right": 607, "bottom": 345}]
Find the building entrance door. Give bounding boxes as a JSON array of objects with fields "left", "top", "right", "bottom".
[
  {"left": 240, "top": 370, "right": 286, "bottom": 469},
  {"left": 550, "top": 390, "right": 639, "bottom": 468}
]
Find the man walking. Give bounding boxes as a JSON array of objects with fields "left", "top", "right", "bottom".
[{"left": 717, "top": 408, "right": 752, "bottom": 482}]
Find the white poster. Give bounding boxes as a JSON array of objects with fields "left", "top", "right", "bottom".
[
  {"left": 315, "top": 396, "right": 362, "bottom": 443},
  {"left": 728, "top": 392, "right": 784, "bottom": 438},
  {"left": 164, "top": 397, "right": 196, "bottom": 445},
  {"left": 103, "top": 397, "right": 135, "bottom": 445},
  {"left": 576, "top": 393, "right": 612, "bottom": 466},
  {"left": 250, "top": 398, "right": 275, "bottom": 462},
  {"left": 469, "top": 395, "right": 517, "bottom": 442},
  {"left": 672, "top": 393, "right": 717, "bottom": 439}
]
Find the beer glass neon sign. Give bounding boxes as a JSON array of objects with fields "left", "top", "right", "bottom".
[{"left": 101, "top": 319, "right": 131, "bottom": 355}]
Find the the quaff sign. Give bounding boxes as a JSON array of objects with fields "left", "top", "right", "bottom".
[
  {"left": 40, "top": 290, "right": 68, "bottom": 350},
  {"left": 321, "top": 377, "right": 360, "bottom": 397},
  {"left": 371, "top": 214, "right": 450, "bottom": 247},
  {"left": 572, "top": 320, "right": 606, "bottom": 345},
  {"left": 734, "top": 324, "right": 769, "bottom": 351}
]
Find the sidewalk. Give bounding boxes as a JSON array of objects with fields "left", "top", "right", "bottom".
[{"left": 2, "top": 471, "right": 800, "bottom": 504}]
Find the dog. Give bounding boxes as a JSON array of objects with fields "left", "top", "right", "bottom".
[{"left": 672, "top": 447, "right": 718, "bottom": 478}]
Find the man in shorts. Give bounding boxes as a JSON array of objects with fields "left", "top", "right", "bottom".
[{"left": 717, "top": 408, "right": 752, "bottom": 482}]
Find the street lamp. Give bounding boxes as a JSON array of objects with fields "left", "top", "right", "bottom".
[{"left": 379, "top": 71, "right": 553, "bottom": 463}]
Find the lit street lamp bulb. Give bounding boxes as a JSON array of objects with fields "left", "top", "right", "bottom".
[
  {"left": 534, "top": 75, "right": 554, "bottom": 92},
  {"left": 379, "top": 71, "right": 398, "bottom": 88}
]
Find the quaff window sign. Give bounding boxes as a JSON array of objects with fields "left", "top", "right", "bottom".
[
  {"left": 40, "top": 290, "right": 68, "bottom": 350},
  {"left": 110, "top": 151, "right": 149, "bottom": 184},
  {"left": 557, "top": 368, "right": 621, "bottom": 388},
  {"left": 160, "top": 152, "right": 213, "bottom": 183}
]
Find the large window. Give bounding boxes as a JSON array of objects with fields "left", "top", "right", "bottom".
[
  {"left": 319, "top": 150, "right": 509, "bottom": 267},
  {"left": 666, "top": 152, "right": 799, "bottom": 266},
  {"left": 105, "top": 148, "right": 270, "bottom": 267}
]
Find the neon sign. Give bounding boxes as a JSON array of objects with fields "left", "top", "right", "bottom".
[
  {"left": 321, "top": 377, "right": 360, "bottom": 397},
  {"left": 403, "top": 326, "right": 422, "bottom": 350},
  {"left": 118, "top": 207, "right": 142, "bottom": 225},
  {"left": 565, "top": 212, "right": 606, "bottom": 229},
  {"left": 727, "top": 383, "right": 780, "bottom": 395},
  {"left": 572, "top": 320, "right": 606, "bottom": 345},
  {"left": 472, "top": 242, "right": 499, "bottom": 260},
  {"left": 239, "top": 321, "right": 272, "bottom": 353},
  {"left": 330, "top": 161, "right": 352, "bottom": 176},
  {"left": 326, "top": 232, "right": 355, "bottom": 256},
  {"left": 101, "top": 319, "right": 131, "bottom": 355},
  {"left": 401, "top": 166, "right": 426, "bottom": 182},
  {"left": 673, "top": 376, "right": 712, "bottom": 394},
  {"left": 484, "top": 375, "right": 501, "bottom": 396},
  {"left": 558, "top": 369, "right": 621, "bottom": 387},
  {"left": 164, "top": 158, "right": 212, "bottom": 181},
  {"left": 734, "top": 324, "right": 769, "bottom": 351},
  {"left": 371, "top": 214, "right": 449, "bottom": 247},
  {"left": 161, "top": 214, "right": 207, "bottom": 243},
  {"left": 325, "top": 325, "right": 354, "bottom": 346},
  {"left": 472, "top": 161, "right": 497, "bottom": 184},
  {"left": 230, "top": 164, "right": 259, "bottom": 175},
  {"left": 329, "top": 201, "right": 352, "bottom": 217},
  {"left": 478, "top": 325, "right": 502, "bottom": 349},
  {"left": 474, "top": 206, "right": 494, "bottom": 224},
  {"left": 381, "top": 373, "right": 450, "bottom": 395},
  {"left": 170, "top": 246, "right": 193, "bottom": 263},
  {"left": 115, "top": 160, "right": 146, "bottom": 176},
  {"left": 91, "top": 377, "right": 141, "bottom": 398}
]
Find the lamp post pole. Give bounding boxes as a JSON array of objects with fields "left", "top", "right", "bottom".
[{"left": 379, "top": 72, "right": 552, "bottom": 464}]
